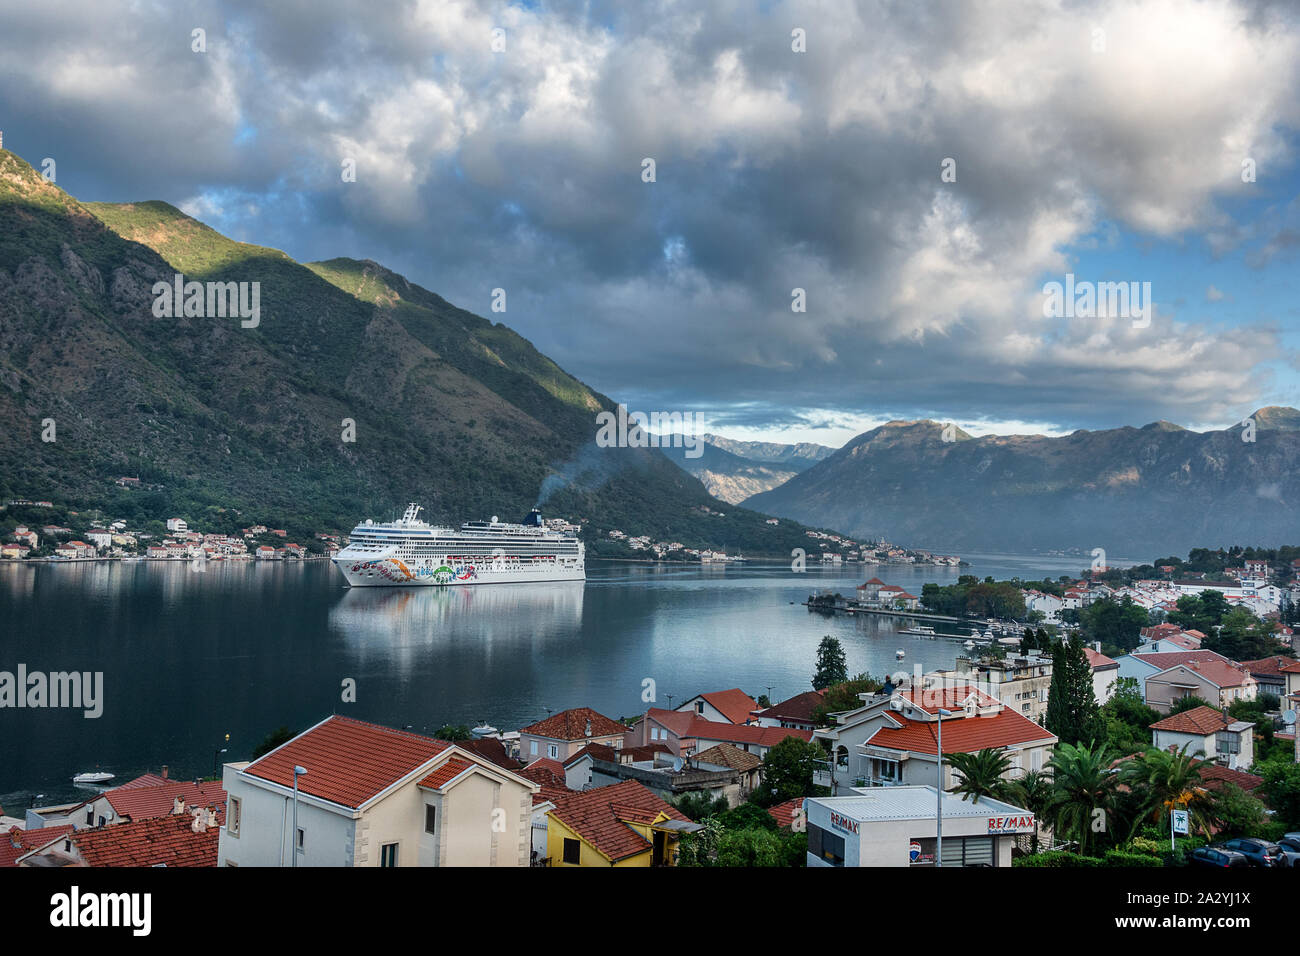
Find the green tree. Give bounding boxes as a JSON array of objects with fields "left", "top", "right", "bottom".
[
  {"left": 1004, "top": 770, "right": 1054, "bottom": 853},
  {"left": 251, "top": 725, "right": 294, "bottom": 760},
  {"left": 1169, "top": 696, "right": 1212, "bottom": 715},
  {"left": 674, "top": 791, "right": 729, "bottom": 821},
  {"left": 812, "top": 636, "right": 848, "bottom": 689},
  {"left": 1044, "top": 639, "right": 1106, "bottom": 746},
  {"left": 946, "top": 748, "right": 1013, "bottom": 804},
  {"left": 1047, "top": 741, "right": 1118, "bottom": 856},
  {"left": 1259, "top": 762, "right": 1300, "bottom": 829},
  {"left": 812, "top": 673, "right": 883, "bottom": 724},
  {"left": 756, "top": 736, "right": 827, "bottom": 807},
  {"left": 1118, "top": 748, "right": 1214, "bottom": 840},
  {"left": 433, "top": 724, "right": 474, "bottom": 740},
  {"left": 1211, "top": 783, "right": 1269, "bottom": 839}
]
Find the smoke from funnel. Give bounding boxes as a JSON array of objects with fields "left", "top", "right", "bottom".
[{"left": 535, "top": 439, "right": 653, "bottom": 508}]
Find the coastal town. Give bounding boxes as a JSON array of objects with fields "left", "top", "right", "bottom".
[{"left": 6, "top": 548, "right": 1300, "bottom": 869}]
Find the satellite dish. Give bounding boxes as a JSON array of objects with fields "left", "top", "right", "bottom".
[{"left": 1283, "top": 710, "right": 1296, "bottom": 727}]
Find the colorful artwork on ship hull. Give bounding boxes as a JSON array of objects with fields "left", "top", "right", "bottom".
[{"left": 350, "top": 560, "right": 478, "bottom": 584}]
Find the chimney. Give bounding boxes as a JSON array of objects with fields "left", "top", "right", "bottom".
[
  {"left": 191, "top": 807, "right": 206, "bottom": 833},
  {"left": 9, "top": 829, "right": 21, "bottom": 849},
  {"left": 161, "top": 765, "right": 169, "bottom": 780},
  {"left": 585, "top": 718, "right": 592, "bottom": 738},
  {"left": 207, "top": 808, "right": 218, "bottom": 828},
  {"left": 172, "top": 795, "right": 185, "bottom": 815}
]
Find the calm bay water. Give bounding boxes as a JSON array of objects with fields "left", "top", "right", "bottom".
[{"left": 0, "top": 550, "right": 1123, "bottom": 808}]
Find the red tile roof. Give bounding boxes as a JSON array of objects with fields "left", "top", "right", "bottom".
[
  {"left": 866, "top": 687, "right": 1056, "bottom": 756},
  {"left": 518, "top": 761, "right": 571, "bottom": 805},
  {"left": 767, "top": 797, "right": 805, "bottom": 830},
  {"left": 642, "top": 708, "right": 699, "bottom": 739},
  {"left": 689, "top": 720, "right": 812, "bottom": 748},
  {"left": 1150, "top": 705, "right": 1236, "bottom": 735},
  {"left": 0, "top": 825, "right": 76, "bottom": 867},
  {"left": 1239, "top": 655, "right": 1300, "bottom": 677},
  {"left": 1084, "top": 647, "right": 1119, "bottom": 670},
  {"left": 692, "top": 743, "right": 761, "bottom": 772},
  {"left": 103, "top": 779, "right": 226, "bottom": 822},
  {"left": 685, "top": 689, "right": 758, "bottom": 724},
  {"left": 1195, "top": 761, "right": 1263, "bottom": 794},
  {"left": 754, "top": 690, "right": 825, "bottom": 724},
  {"left": 1132, "top": 650, "right": 1234, "bottom": 671},
  {"left": 70, "top": 812, "right": 222, "bottom": 867},
  {"left": 519, "top": 707, "right": 628, "bottom": 741},
  {"left": 242, "top": 715, "right": 451, "bottom": 808},
  {"left": 1151, "top": 660, "right": 1251, "bottom": 689},
  {"left": 417, "top": 757, "right": 475, "bottom": 791},
  {"left": 563, "top": 742, "right": 619, "bottom": 767},
  {"left": 448, "top": 737, "right": 522, "bottom": 772},
  {"left": 548, "top": 781, "right": 690, "bottom": 862}
]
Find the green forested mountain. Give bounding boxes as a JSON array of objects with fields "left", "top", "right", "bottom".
[{"left": 0, "top": 147, "right": 831, "bottom": 555}]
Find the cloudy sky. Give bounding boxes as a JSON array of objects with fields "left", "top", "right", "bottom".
[{"left": 3, "top": 0, "right": 1299, "bottom": 446}]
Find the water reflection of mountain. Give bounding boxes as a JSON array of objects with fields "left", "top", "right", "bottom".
[{"left": 328, "top": 583, "right": 585, "bottom": 659}]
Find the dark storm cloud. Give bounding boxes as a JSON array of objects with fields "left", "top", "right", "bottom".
[{"left": 2, "top": 0, "right": 1298, "bottom": 437}]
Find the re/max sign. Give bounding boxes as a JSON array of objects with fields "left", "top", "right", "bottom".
[
  {"left": 987, "top": 815, "right": 1033, "bottom": 834},
  {"left": 829, "top": 812, "right": 859, "bottom": 834}
]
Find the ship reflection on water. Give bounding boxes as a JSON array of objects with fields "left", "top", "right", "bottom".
[{"left": 328, "top": 581, "right": 585, "bottom": 661}]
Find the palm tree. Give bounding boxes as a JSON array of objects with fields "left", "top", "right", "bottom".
[
  {"left": 1046, "top": 741, "right": 1118, "bottom": 856},
  {"left": 1005, "top": 769, "right": 1055, "bottom": 853},
  {"left": 1119, "top": 746, "right": 1214, "bottom": 841},
  {"left": 946, "top": 748, "right": 1013, "bottom": 804}
]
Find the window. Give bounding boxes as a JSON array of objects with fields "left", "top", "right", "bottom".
[
  {"left": 548, "top": 744, "right": 559, "bottom": 759},
  {"left": 1216, "top": 731, "right": 1241, "bottom": 755},
  {"left": 695, "top": 701, "right": 705, "bottom": 714},
  {"left": 562, "top": 838, "right": 581, "bottom": 864},
  {"left": 425, "top": 805, "right": 437, "bottom": 834},
  {"left": 86, "top": 809, "right": 93, "bottom": 826},
  {"left": 380, "top": 842, "right": 399, "bottom": 867},
  {"left": 228, "top": 797, "right": 241, "bottom": 837},
  {"left": 296, "top": 827, "right": 305, "bottom": 851},
  {"left": 808, "top": 824, "right": 845, "bottom": 866},
  {"left": 530, "top": 741, "right": 538, "bottom": 756}
]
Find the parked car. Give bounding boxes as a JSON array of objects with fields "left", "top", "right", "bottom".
[
  {"left": 1216, "top": 838, "right": 1283, "bottom": 867},
  {"left": 1275, "top": 836, "right": 1300, "bottom": 868},
  {"left": 1190, "top": 846, "right": 1250, "bottom": 869}
]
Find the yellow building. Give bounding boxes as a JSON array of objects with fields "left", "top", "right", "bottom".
[{"left": 545, "top": 780, "right": 700, "bottom": 867}]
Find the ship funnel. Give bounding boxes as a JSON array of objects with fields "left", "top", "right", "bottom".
[{"left": 523, "top": 509, "right": 543, "bottom": 527}]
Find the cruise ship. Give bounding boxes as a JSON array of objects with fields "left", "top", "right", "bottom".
[{"left": 332, "top": 504, "right": 585, "bottom": 587}]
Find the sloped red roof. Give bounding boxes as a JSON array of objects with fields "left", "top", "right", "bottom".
[
  {"left": 519, "top": 708, "right": 627, "bottom": 741},
  {"left": 687, "top": 689, "right": 758, "bottom": 724},
  {"left": 104, "top": 780, "right": 226, "bottom": 822},
  {"left": 242, "top": 715, "right": 451, "bottom": 808},
  {"left": 70, "top": 812, "right": 222, "bottom": 867},
  {"left": 1151, "top": 660, "right": 1251, "bottom": 689},
  {"left": 866, "top": 687, "right": 1056, "bottom": 755},
  {"left": 689, "top": 720, "right": 812, "bottom": 748},
  {"left": 563, "top": 742, "right": 619, "bottom": 767},
  {"left": 1195, "top": 761, "right": 1263, "bottom": 793},
  {"left": 754, "top": 690, "right": 825, "bottom": 724},
  {"left": 1132, "top": 650, "right": 1233, "bottom": 671},
  {"left": 642, "top": 708, "right": 698, "bottom": 738},
  {"left": 448, "top": 737, "right": 522, "bottom": 772},
  {"left": 1150, "top": 706, "right": 1235, "bottom": 735},
  {"left": 518, "top": 761, "right": 571, "bottom": 806},
  {"left": 417, "top": 757, "right": 475, "bottom": 791},
  {"left": 767, "top": 797, "right": 805, "bottom": 830},
  {"left": 548, "top": 781, "right": 689, "bottom": 862},
  {"left": 1084, "top": 647, "right": 1119, "bottom": 670},
  {"left": 0, "top": 825, "right": 76, "bottom": 867}
]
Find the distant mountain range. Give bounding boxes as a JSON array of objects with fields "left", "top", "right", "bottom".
[
  {"left": 0, "top": 147, "right": 833, "bottom": 556},
  {"left": 746, "top": 413, "right": 1300, "bottom": 556},
  {"left": 662, "top": 435, "right": 833, "bottom": 504}
]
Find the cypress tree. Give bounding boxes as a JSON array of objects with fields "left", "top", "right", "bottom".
[{"left": 1044, "top": 638, "right": 1106, "bottom": 746}]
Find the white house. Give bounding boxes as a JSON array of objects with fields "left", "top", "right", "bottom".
[{"left": 217, "top": 715, "right": 537, "bottom": 867}]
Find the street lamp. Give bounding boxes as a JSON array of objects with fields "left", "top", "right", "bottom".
[
  {"left": 935, "top": 707, "right": 953, "bottom": 867},
  {"left": 291, "top": 765, "right": 307, "bottom": 868}
]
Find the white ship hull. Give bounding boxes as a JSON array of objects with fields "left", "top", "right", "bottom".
[
  {"left": 332, "top": 504, "right": 585, "bottom": 588},
  {"left": 333, "top": 554, "right": 584, "bottom": 587}
]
